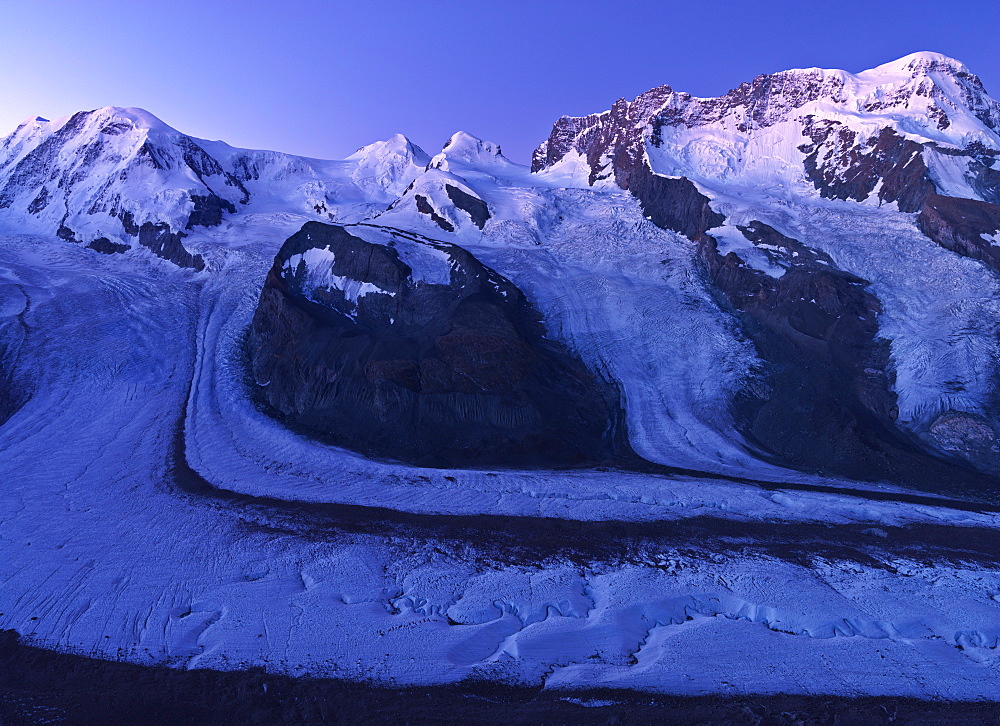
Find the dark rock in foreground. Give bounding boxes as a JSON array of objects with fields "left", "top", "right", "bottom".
[
  {"left": 1, "top": 630, "right": 994, "bottom": 726},
  {"left": 248, "top": 222, "right": 629, "bottom": 468}
]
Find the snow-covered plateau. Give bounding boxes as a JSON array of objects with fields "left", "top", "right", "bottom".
[{"left": 3, "top": 51, "right": 1000, "bottom": 714}]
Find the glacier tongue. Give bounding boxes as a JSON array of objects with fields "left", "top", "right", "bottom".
[{"left": 2, "top": 226, "right": 1000, "bottom": 699}]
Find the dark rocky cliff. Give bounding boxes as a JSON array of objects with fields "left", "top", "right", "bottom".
[
  {"left": 697, "top": 222, "right": 992, "bottom": 488},
  {"left": 630, "top": 169, "right": 991, "bottom": 487},
  {"left": 248, "top": 222, "right": 630, "bottom": 468}
]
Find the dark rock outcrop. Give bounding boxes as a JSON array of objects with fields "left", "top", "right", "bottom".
[
  {"left": 582, "top": 130, "right": 921, "bottom": 483},
  {"left": 413, "top": 194, "right": 454, "bottom": 232},
  {"left": 0, "top": 319, "right": 28, "bottom": 428},
  {"left": 532, "top": 86, "right": 675, "bottom": 183},
  {"left": 86, "top": 237, "right": 129, "bottom": 254},
  {"left": 916, "top": 193, "right": 1000, "bottom": 267},
  {"left": 248, "top": 222, "right": 629, "bottom": 468},
  {"left": 621, "top": 167, "right": 723, "bottom": 241},
  {"left": 445, "top": 184, "right": 490, "bottom": 229},
  {"left": 799, "top": 123, "right": 935, "bottom": 212},
  {"left": 186, "top": 193, "right": 238, "bottom": 229},
  {"left": 55, "top": 224, "right": 76, "bottom": 242},
  {"left": 0, "top": 360, "right": 24, "bottom": 428},
  {"left": 118, "top": 211, "right": 205, "bottom": 270},
  {"left": 697, "top": 221, "right": 989, "bottom": 487},
  {"left": 136, "top": 222, "right": 205, "bottom": 270}
]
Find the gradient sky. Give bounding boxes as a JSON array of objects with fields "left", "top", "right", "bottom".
[{"left": 1, "top": 0, "right": 997, "bottom": 163}]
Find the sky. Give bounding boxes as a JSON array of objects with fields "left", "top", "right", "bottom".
[{"left": 0, "top": 0, "right": 997, "bottom": 164}]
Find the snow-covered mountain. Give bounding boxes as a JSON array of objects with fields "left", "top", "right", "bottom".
[
  {"left": 5, "top": 54, "right": 1000, "bottom": 486},
  {"left": 522, "top": 51, "right": 1000, "bottom": 486},
  {"left": 0, "top": 107, "right": 428, "bottom": 267},
  {"left": 533, "top": 52, "right": 1000, "bottom": 201},
  {"left": 533, "top": 51, "right": 1000, "bottom": 265},
  {"left": 233, "top": 51, "right": 1000, "bottom": 489},
  {"left": 5, "top": 53, "right": 1000, "bottom": 714}
]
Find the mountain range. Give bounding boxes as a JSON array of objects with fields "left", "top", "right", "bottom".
[
  {"left": 3, "top": 51, "right": 1000, "bottom": 713},
  {"left": 3, "top": 50, "right": 999, "bottom": 490}
]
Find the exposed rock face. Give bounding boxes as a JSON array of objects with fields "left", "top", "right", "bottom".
[
  {"left": 249, "top": 222, "right": 628, "bottom": 468},
  {"left": 413, "top": 194, "right": 455, "bottom": 232},
  {"left": 698, "top": 222, "right": 988, "bottom": 486},
  {"left": 799, "top": 123, "right": 934, "bottom": 211},
  {"left": 930, "top": 411, "right": 1000, "bottom": 474},
  {"left": 916, "top": 193, "right": 1000, "bottom": 267},
  {"left": 622, "top": 169, "right": 723, "bottom": 241},
  {"left": 536, "top": 69, "right": 1000, "bottom": 280},
  {"left": 0, "top": 360, "right": 23, "bottom": 428},
  {"left": 444, "top": 184, "right": 490, "bottom": 229},
  {"left": 118, "top": 211, "right": 206, "bottom": 270},
  {"left": 531, "top": 85, "right": 674, "bottom": 181},
  {"left": 0, "top": 319, "right": 28, "bottom": 428},
  {"left": 187, "top": 193, "right": 238, "bottom": 229}
]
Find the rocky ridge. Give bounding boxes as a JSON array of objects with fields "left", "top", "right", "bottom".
[{"left": 248, "top": 221, "right": 629, "bottom": 468}]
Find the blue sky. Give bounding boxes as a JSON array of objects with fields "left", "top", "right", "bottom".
[{"left": 1, "top": 0, "right": 997, "bottom": 162}]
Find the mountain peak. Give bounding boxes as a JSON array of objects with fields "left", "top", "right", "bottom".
[
  {"left": 533, "top": 50, "right": 1000, "bottom": 202},
  {"left": 874, "top": 51, "right": 970, "bottom": 76},
  {"left": 444, "top": 131, "right": 503, "bottom": 157},
  {"left": 348, "top": 133, "right": 428, "bottom": 165},
  {"left": 430, "top": 131, "right": 508, "bottom": 172},
  {"left": 70, "top": 106, "right": 180, "bottom": 136},
  {"left": 345, "top": 134, "right": 430, "bottom": 198}
]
